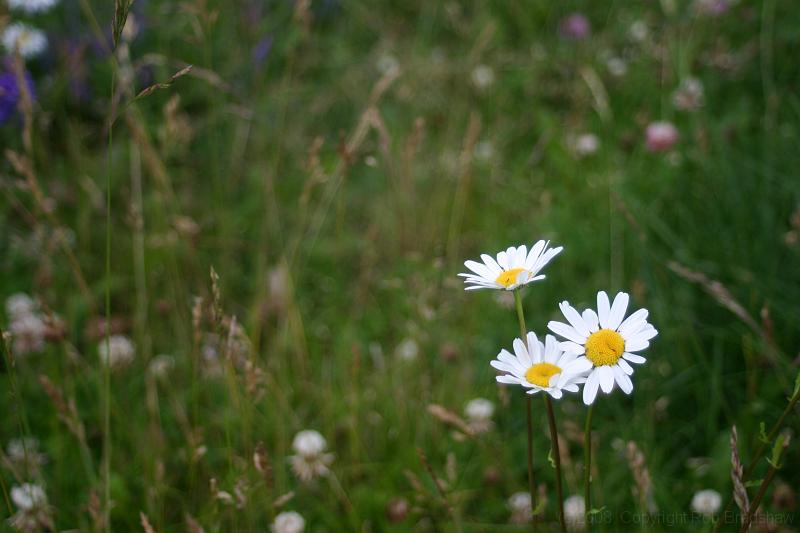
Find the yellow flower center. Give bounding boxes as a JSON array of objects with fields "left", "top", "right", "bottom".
[
  {"left": 524, "top": 362, "right": 561, "bottom": 388},
  {"left": 495, "top": 268, "right": 527, "bottom": 288},
  {"left": 585, "top": 329, "right": 625, "bottom": 366}
]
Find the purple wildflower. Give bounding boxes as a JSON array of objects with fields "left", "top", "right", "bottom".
[
  {"left": 0, "top": 69, "right": 35, "bottom": 124},
  {"left": 560, "top": 13, "right": 590, "bottom": 40},
  {"left": 252, "top": 36, "right": 273, "bottom": 67}
]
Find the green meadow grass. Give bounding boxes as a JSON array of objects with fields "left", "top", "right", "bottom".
[{"left": 2, "top": 0, "right": 799, "bottom": 530}]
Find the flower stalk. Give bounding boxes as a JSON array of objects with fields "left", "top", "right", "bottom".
[
  {"left": 514, "top": 289, "right": 537, "bottom": 531},
  {"left": 584, "top": 404, "right": 594, "bottom": 532},
  {"left": 544, "top": 395, "right": 567, "bottom": 533}
]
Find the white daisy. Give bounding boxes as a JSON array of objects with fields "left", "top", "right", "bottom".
[
  {"left": 459, "top": 240, "right": 563, "bottom": 291},
  {"left": 7, "top": 0, "right": 60, "bottom": 14},
  {"left": 2, "top": 23, "right": 48, "bottom": 59},
  {"left": 547, "top": 291, "right": 657, "bottom": 405},
  {"left": 490, "top": 332, "right": 591, "bottom": 399}
]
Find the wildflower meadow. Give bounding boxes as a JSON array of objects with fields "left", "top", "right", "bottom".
[{"left": 1, "top": 0, "right": 799, "bottom": 531}]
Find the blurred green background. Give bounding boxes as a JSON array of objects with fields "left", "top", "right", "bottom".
[{"left": 1, "top": 0, "right": 799, "bottom": 530}]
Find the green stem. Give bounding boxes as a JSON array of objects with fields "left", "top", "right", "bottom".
[
  {"left": 712, "top": 387, "right": 799, "bottom": 533},
  {"left": 514, "top": 290, "right": 527, "bottom": 339},
  {"left": 584, "top": 404, "right": 594, "bottom": 532},
  {"left": 545, "top": 396, "right": 567, "bottom": 533},
  {"left": 103, "top": 67, "right": 115, "bottom": 533},
  {"left": 514, "top": 290, "right": 537, "bottom": 531},
  {"left": 739, "top": 437, "right": 788, "bottom": 533}
]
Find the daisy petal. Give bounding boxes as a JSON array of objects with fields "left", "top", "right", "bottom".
[
  {"left": 617, "top": 358, "right": 634, "bottom": 375},
  {"left": 583, "top": 370, "right": 600, "bottom": 405},
  {"left": 612, "top": 365, "right": 633, "bottom": 394},
  {"left": 608, "top": 292, "right": 629, "bottom": 330},
  {"left": 562, "top": 357, "right": 593, "bottom": 375},
  {"left": 625, "top": 338, "right": 650, "bottom": 352},
  {"left": 547, "top": 321, "right": 586, "bottom": 344},
  {"left": 623, "top": 352, "right": 646, "bottom": 364},
  {"left": 598, "top": 365, "right": 615, "bottom": 393},
  {"left": 497, "top": 251, "right": 509, "bottom": 270},
  {"left": 463, "top": 260, "right": 494, "bottom": 280},
  {"left": 480, "top": 254, "right": 503, "bottom": 274},
  {"left": 582, "top": 309, "right": 599, "bottom": 332},
  {"left": 560, "top": 302, "right": 590, "bottom": 338},
  {"left": 597, "top": 291, "right": 611, "bottom": 328},
  {"left": 560, "top": 341, "right": 585, "bottom": 355},
  {"left": 513, "top": 338, "right": 531, "bottom": 366},
  {"left": 618, "top": 308, "right": 649, "bottom": 336}
]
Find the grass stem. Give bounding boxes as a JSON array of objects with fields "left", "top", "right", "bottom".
[
  {"left": 514, "top": 290, "right": 538, "bottom": 531},
  {"left": 545, "top": 395, "right": 567, "bottom": 533},
  {"left": 584, "top": 404, "right": 595, "bottom": 532}
]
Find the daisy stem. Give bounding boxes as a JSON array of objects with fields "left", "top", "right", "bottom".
[
  {"left": 513, "top": 290, "right": 538, "bottom": 530},
  {"left": 584, "top": 404, "right": 594, "bottom": 532},
  {"left": 545, "top": 396, "right": 567, "bottom": 533}
]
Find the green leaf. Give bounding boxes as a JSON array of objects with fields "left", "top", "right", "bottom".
[
  {"left": 767, "top": 433, "right": 787, "bottom": 468},
  {"left": 793, "top": 370, "right": 800, "bottom": 399},
  {"left": 532, "top": 498, "right": 546, "bottom": 516},
  {"left": 758, "top": 422, "right": 769, "bottom": 443},
  {"left": 547, "top": 449, "right": 555, "bottom": 468},
  {"left": 587, "top": 507, "right": 606, "bottom": 516},
  {"left": 744, "top": 479, "right": 764, "bottom": 488}
]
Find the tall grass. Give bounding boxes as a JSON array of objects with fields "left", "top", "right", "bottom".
[{"left": 1, "top": 1, "right": 799, "bottom": 530}]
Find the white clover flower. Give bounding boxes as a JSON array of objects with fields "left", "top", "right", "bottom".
[
  {"left": 148, "top": 354, "right": 175, "bottom": 378},
  {"left": 606, "top": 57, "right": 628, "bottom": 77},
  {"left": 98, "top": 335, "right": 136, "bottom": 368},
  {"left": 465, "top": 398, "right": 494, "bottom": 421},
  {"left": 629, "top": 20, "right": 649, "bottom": 42},
  {"left": 474, "top": 140, "right": 494, "bottom": 162},
  {"left": 395, "top": 338, "right": 419, "bottom": 361},
  {"left": 471, "top": 64, "right": 495, "bottom": 90},
  {"left": 548, "top": 291, "right": 657, "bottom": 405},
  {"left": 2, "top": 23, "right": 48, "bottom": 59},
  {"left": 568, "top": 133, "right": 600, "bottom": 157},
  {"left": 9, "top": 483, "right": 53, "bottom": 532},
  {"left": 11, "top": 483, "right": 46, "bottom": 511},
  {"left": 645, "top": 121, "right": 679, "bottom": 152},
  {"left": 271, "top": 511, "right": 305, "bottom": 533},
  {"left": 564, "top": 495, "right": 586, "bottom": 530},
  {"left": 464, "top": 398, "right": 494, "bottom": 433},
  {"left": 5, "top": 293, "right": 37, "bottom": 320},
  {"left": 460, "top": 240, "right": 563, "bottom": 291},
  {"left": 691, "top": 489, "right": 722, "bottom": 516},
  {"left": 290, "top": 430, "right": 333, "bottom": 482},
  {"left": 376, "top": 54, "right": 399, "bottom": 75},
  {"left": 507, "top": 491, "right": 533, "bottom": 524},
  {"left": 9, "top": 314, "right": 46, "bottom": 356},
  {"left": 491, "top": 332, "right": 591, "bottom": 399},
  {"left": 6, "top": 437, "right": 46, "bottom": 472},
  {"left": 672, "top": 78, "right": 705, "bottom": 111},
  {"left": 7, "top": 0, "right": 59, "bottom": 14}
]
